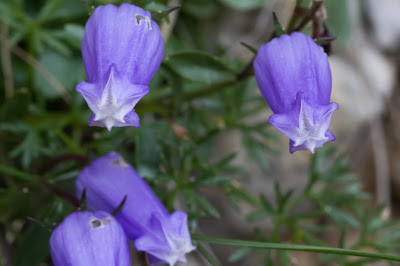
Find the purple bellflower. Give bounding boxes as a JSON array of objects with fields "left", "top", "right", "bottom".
[
  {"left": 76, "top": 152, "right": 195, "bottom": 266},
  {"left": 254, "top": 32, "right": 339, "bottom": 153},
  {"left": 50, "top": 211, "right": 130, "bottom": 266},
  {"left": 76, "top": 4, "right": 164, "bottom": 131}
]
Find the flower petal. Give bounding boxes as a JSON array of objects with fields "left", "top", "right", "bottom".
[
  {"left": 76, "top": 4, "right": 163, "bottom": 130},
  {"left": 76, "top": 152, "right": 195, "bottom": 265},
  {"left": 50, "top": 211, "right": 130, "bottom": 266},
  {"left": 135, "top": 211, "right": 196, "bottom": 266},
  {"left": 82, "top": 4, "right": 163, "bottom": 85},
  {"left": 77, "top": 64, "right": 149, "bottom": 130},
  {"left": 269, "top": 92, "right": 338, "bottom": 153},
  {"left": 254, "top": 32, "right": 332, "bottom": 114}
]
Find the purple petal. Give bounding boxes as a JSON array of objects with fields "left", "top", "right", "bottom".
[
  {"left": 77, "top": 64, "right": 148, "bottom": 130},
  {"left": 269, "top": 92, "right": 338, "bottom": 153},
  {"left": 50, "top": 211, "right": 130, "bottom": 266},
  {"left": 254, "top": 32, "right": 338, "bottom": 153},
  {"left": 134, "top": 211, "right": 196, "bottom": 266},
  {"left": 76, "top": 152, "right": 195, "bottom": 265},
  {"left": 254, "top": 32, "right": 332, "bottom": 114},
  {"left": 76, "top": 4, "right": 163, "bottom": 130},
  {"left": 82, "top": 4, "right": 163, "bottom": 85}
]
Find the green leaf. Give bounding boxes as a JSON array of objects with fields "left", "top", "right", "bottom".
[
  {"left": 150, "top": 4, "right": 180, "bottom": 23},
  {"left": 240, "top": 42, "right": 258, "bottom": 55},
  {"left": 9, "top": 130, "right": 51, "bottom": 168},
  {"left": 197, "top": 243, "right": 222, "bottom": 266},
  {"left": 241, "top": 131, "right": 269, "bottom": 170},
  {"left": 184, "top": 190, "right": 220, "bottom": 218},
  {"left": 218, "top": 0, "right": 266, "bottom": 11},
  {"left": 0, "top": 89, "right": 30, "bottom": 121},
  {"left": 42, "top": 0, "right": 87, "bottom": 22},
  {"left": 34, "top": 51, "right": 85, "bottom": 99},
  {"left": 273, "top": 12, "right": 286, "bottom": 37},
  {"left": 0, "top": 163, "right": 37, "bottom": 181},
  {"left": 145, "top": 2, "right": 167, "bottom": 13},
  {"left": 135, "top": 125, "right": 161, "bottom": 179},
  {"left": 37, "top": 0, "right": 63, "bottom": 22},
  {"left": 229, "top": 247, "right": 252, "bottom": 262},
  {"left": 246, "top": 210, "right": 269, "bottom": 222},
  {"left": 111, "top": 195, "right": 128, "bottom": 216},
  {"left": 167, "top": 51, "right": 236, "bottom": 84},
  {"left": 182, "top": 0, "right": 218, "bottom": 18},
  {"left": 323, "top": 205, "right": 359, "bottom": 228},
  {"left": 62, "top": 24, "right": 85, "bottom": 50},
  {"left": 280, "top": 250, "right": 292, "bottom": 266},
  {"left": 259, "top": 194, "right": 274, "bottom": 213},
  {"left": 195, "top": 194, "right": 220, "bottom": 218},
  {"left": 324, "top": 0, "right": 350, "bottom": 47},
  {"left": 14, "top": 225, "right": 52, "bottom": 266}
]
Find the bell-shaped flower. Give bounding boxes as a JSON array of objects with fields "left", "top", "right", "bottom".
[
  {"left": 50, "top": 211, "right": 130, "bottom": 266},
  {"left": 76, "top": 152, "right": 195, "bottom": 266},
  {"left": 76, "top": 4, "right": 164, "bottom": 131},
  {"left": 254, "top": 32, "right": 339, "bottom": 153}
]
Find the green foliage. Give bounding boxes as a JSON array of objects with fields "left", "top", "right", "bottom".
[
  {"left": 218, "top": 0, "right": 267, "bottom": 11},
  {"left": 166, "top": 51, "right": 236, "bottom": 84},
  {"left": 0, "top": 0, "right": 398, "bottom": 265},
  {"left": 228, "top": 148, "right": 400, "bottom": 264}
]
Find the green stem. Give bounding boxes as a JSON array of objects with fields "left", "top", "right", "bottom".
[
  {"left": 197, "top": 243, "right": 221, "bottom": 266},
  {"left": 167, "top": 186, "right": 179, "bottom": 211},
  {"left": 0, "top": 163, "right": 37, "bottom": 181},
  {"left": 284, "top": 193, "right": 309, "bottom": 213},
  {"left": 140, "top": 65, "right": 253, "bottom": 112},
  {"left": 182, "top": 81, "right": 237, "bottom": 102},
  {"left": 192, "top": 234, "right": 400, "bottom": 262},
  {"left": 55, "top": 129, "right": 86, "bottom": 154},
  {"left": 270, "top": 220, "right": 282, "bottom": 242}
]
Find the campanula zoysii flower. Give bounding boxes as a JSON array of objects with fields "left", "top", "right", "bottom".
[
  {"left": 76, "top": 152, "right": 195, "bottom": 266},
  {"left": 76, "top": 4, "right": 163, "bottom": 130},
  {"left": 254, "top": 32, "right": 339, "bottom": 153},
  {"left": 50, "top": 211, "right": 130, "bottom": 266}
]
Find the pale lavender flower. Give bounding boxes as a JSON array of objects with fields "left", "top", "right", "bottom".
[
  {"left": 76, "top": 4, "right": 163, "bottom": 130},
  {"left": 76, "top": 152, "right": 195, "bottom": 266},
  {"left": 50, "top": 211, "right": 130, "bottom": 266},
  {"left": 254, "top": 32, "right": 339, "bottom": 153}
]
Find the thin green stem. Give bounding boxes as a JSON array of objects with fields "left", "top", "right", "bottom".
[
  {"left": 197, "top": 243, "right": 221, "bottom": 266},
  {"left": 192, "top": 234, "right": 400, "bottom": 262},
  {"left": 0, "top": 163, "right": 37, "bottom": 181},
  {"left": 55, "top": 129, "right": 86, "bottom": 154},
  {"left": 270, "top": 220, "right": 282, "bottom": 242},
  {"left": 182, "top": 81, "right": 237, "bottom": 102},
  {"left": 284, "top": 193, "right": 309, "bottom": 213},
  {"left": 140, "top": 65, "right": 253, "bottom": 113}
]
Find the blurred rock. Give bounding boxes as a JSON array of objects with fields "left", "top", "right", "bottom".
[
  {"left": 366, "top": 0, "right": 400, "bottom": 50},
  {"left": 218, "top": 0, "right": 296, "bottom": 59},
  {"left": 329, "top": 41, "right": 395, "bottom": 148}
]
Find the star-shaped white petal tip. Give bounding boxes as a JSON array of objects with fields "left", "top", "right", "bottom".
[
  {"left": 269, "top": 92, "right": 338, "bottom": 153},
  {"left": 77, "top": 64, "right": 149, "bottom": 131}
]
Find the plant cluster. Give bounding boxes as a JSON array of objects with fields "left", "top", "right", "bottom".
[{"left": 0, "top": 0, "right": 399, "bottom": 265}]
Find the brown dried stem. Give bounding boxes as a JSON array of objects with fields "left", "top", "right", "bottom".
[
  {"left": 10, "top": 45, "right": 71, "bottom": 103},
  {"left": 292, "top": 1, "right": 324, "bottom": 32},
  {"left": 0, "top": 23, "right": 14, "bottom": 99}
]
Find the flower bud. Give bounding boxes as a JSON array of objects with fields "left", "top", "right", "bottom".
[
  {"left": 253, "top": 32, "right": 339, "bottom": 153},
  {"left": 50, "top": 211, "right": 130, "bottom": 266},
  {"left": 76, "top": 152, "right": 195, "bottom": 265},
  {"left": 76, "top": 4, "right": 164, "bottom": 130}
]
